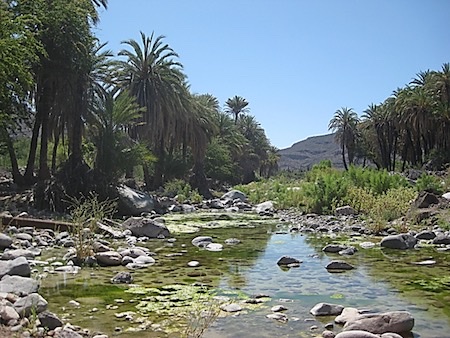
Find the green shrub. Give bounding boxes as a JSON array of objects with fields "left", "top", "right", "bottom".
[
  {"left": 163, "top": 179, "right": 192, "bottom": 199},
  {"left": 415, "top": 173, "right": 444, "bottom": 195},
  {"left": 369, "top": 186, "right": 416, "bottom": 222}
]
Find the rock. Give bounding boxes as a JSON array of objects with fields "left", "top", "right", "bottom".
[
  {"left": 339, "top": 247, "right": 357, "bottom": 255},
  {"left": 38, "top": 311, "right": 63, "bottom": 330},
  {"left": 224, "top": 238, "right": 240, "bottom": 245},
  {"left": 1, "top": 249, "right": 38, "bottom": 260},
  {"left": 54, "top": 265, "right": 81, "bottom": 274},
  {"left": 442, "top": 192, "right": 450, "bottom": 200},
  {"left": 411, "top": 260, "right": 436, "bottom": 266},
  {"left": 335, "top": 331, "right": 379, "bottom": 338},
  {"left": 0, "top": 234, "right": 13, "bottom": 249},
  {"left": 255, "top": 201, "right": 274, "bottom": 214},
  {"left": 380, "top": 333, "right": 404, "bottom": 338},
  {"left": 0, "top": 257, "right": 30, "bottom": 278},
  {"left": 220, "top": 303, "right": 242, "bottom": 312},
  {"left": 326, "top": 260, "right": 354, "bottom": 271},
  {"left": 14, "top": 293, "right": 48, "bottom": 317},
  {"left": 432, "top": 235, "right": 450, "bottom": 245},
  {"left": 335, "top": 307, "right": 360, "bottom": 324},
  {"left": 187, "top": 261, "right": 200, "bottom": 267},
  {"left": 359, "top": 242, "right": 376, "bottom": 249},
  {"left": 126, "top": 255, "right": 155, "bottom": 269},
  {"left": 335, "top": 205, "right": 357, "bottom": 216},
  {"left": 95, "top": 251, "right": 122, "bottom": 266},
  {"left": 221, "top": 190, "right": 247, "bottom": 202},
  {"left": 277, "top": 256, "right": 302, "bottom": 266},
  {"left": 0, "top": 276, "right": 39, "bottom": 296},
  {"left": 323, "top": 244, "right": 347, "bottom": 253},
  {"left": 380, "top": 234, "right": 417, "bottom": 249},
  {"left": 116, "top": 184, "right": 156, "bottom": 216},
  {"left": 54, "top": 327, "right": 83, "bottom": 338},
  {"left": 96, "top": 221, "right": 125, "bottom": 239},
  {"left": 414, "top": 191, "right": 440, "bottom": 208},
  {"left": 266, "top": 312, "right": 288, "bottom": 322},
  {"left": 415, "top": 230, "right": 436, "bottom": 240},
  {"left": 343, "top": 311, "right": 414, "bottom": 334},
  {"left": 0, "top": 305, "right": 19, "bottom": 322},
  {"left": 205, "top": 243, "right": 223, "bottom": 252},
  {"left": 322, "top": 330, "right": 336, "bottom": 338},
  {"left": 310, "top": 303, "right": 344, "bottom": 316},
  {"left": 271, "top": 305, "right": 287, "bottom": 312},
  {"left": 111, "top": 271, "right": 133, "bottom": 284},
  {"left": 122, "top": 217, "right": 170, "bottom": 239},
  {"left": 191, "top": 236, "right": 213, "bottom": 248},
  {"left": 118, "top": 248, "right": 148, "bottom": 258}
]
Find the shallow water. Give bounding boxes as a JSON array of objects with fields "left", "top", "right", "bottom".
[{"left": 38, "top": 218, "right": 450, "bottom": 338}]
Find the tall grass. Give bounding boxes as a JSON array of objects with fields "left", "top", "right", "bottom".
[{"left": 235, "top": 163, "right": 419, "bottom": 222}]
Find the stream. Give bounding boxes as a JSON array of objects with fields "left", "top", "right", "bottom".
[{"left": 37, "top": 213, "right": 450, "bottom": 338}]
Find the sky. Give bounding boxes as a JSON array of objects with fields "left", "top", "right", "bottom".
[{"left": 95, "top": 0, "right": 450, "bottom": 150}]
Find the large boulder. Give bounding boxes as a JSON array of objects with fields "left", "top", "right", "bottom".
[
  {"left": 38, "top": 311, "right": 64, "bottom": 330},
  {"left": 1, "top": 248, "right": 39, "bottom": 260},
  {"left": 0, "top": 256, "right": 31, "bottom": 278},
  {"left": 414, "top": 191, "right": 439, "bottom": 208},
  {"left": 0, "top": 275, "right": 39, "bottom": 296},
  {"left": 122, "top": 217, "right": 170, "bottom": 238},
  {"left": 343, "top": 311, "right": 414, "bottom": 334},
  {"left": 14, "top": 293, "right": 48, "bottom": 317},
  {"left": 0, "top": 233, "right": 12, "bottom": 249},
  {"left": 221, "top": 190, "right": 247, "bottom": 202},
  {"left": 116, "top": 185, "right": 156, "bottom": 216},
  {"left": 254, "top": 201, "right": 274, "bottom": 214},
  {"left": 335, "top": 331, "right": 380, "bottom": 338},
  {"left": 380, "top": 234, "right": 417, "bottom": 249},
  {"left": 95, "top": 251, "right": 122, "bottom": 266}
]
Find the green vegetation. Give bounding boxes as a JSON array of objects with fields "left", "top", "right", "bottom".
[
  {"left": 0, "top": 0, "right": 277, "bottom": 210},
  {"left": 238, "top": 162, "right": 420, "bottom": 224},
  {"left": 67, "top": 192, "right": 117, "bottom": 264},
  {"left": 329, "top": 64, "right": 450, "bottom": 172}
]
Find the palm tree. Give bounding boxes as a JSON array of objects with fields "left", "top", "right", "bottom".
[
  {"left": 186, "top": 93, "right": 219, "bottom": 197},
  {"left": 117, "top": 31, "right": 187, "bottom": 189},
  {"left": 225, "top": 95, "right": 250, "bottom": 124},
  {"left": 328, "top": 107, "right": 359, "bottom": 170},
  {"left": 88, "top": 89, "right": 144, "bottom": 186}
]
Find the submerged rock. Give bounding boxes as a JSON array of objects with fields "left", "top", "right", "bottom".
[
  {"left": 111, "top": 271, "right": 133, "bottom": 284},
  {"left": 220, "top": 303, "right": 242, "bottom": 313},
  {"left": 277, "top": 256, "right": 302, "bottom": 266},
  {"left": 326, "top": 260, "right": 354, "bottom": 271}
]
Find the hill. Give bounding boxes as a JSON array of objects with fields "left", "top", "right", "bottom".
[{"left": 278, "top": 133, "right": 342, "bottom": 170}]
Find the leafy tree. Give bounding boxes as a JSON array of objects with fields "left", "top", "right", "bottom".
[{"left": 0, "top": 1, "right": 43, "bottom": 184}]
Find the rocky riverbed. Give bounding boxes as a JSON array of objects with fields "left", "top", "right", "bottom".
[{"left": 0, "top": 187, "right": 448, "bottom": 337}]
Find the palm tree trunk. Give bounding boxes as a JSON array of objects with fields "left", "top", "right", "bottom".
[
  {"left": 24, "top": 110, "right": 42, "bottom": 184},
  {"left": 341, "top": 143, "right": 348, "bottom": 170},
  {"left": 1, "top": 127, "right": 24, "bottom": 186}
]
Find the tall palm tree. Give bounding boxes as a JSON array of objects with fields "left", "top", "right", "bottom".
[
  {"left": 225, "top": 95, "right": 250, "bottom": 124},
  {"left": 88, "top": 88, "right": 144, "bottom": 185},
  {"left": 328, "top": 107, "right": 359, "bottom": 170},
  {"left": 186, "top": 93, "right": 219, "bottom": 197},
  {"left": 117, "top": 31, "right": 187, "bottom": 189}
]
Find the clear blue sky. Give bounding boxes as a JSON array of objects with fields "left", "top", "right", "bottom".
[{"left": 95, "top": 0, "right": 450, "bottom": 149}]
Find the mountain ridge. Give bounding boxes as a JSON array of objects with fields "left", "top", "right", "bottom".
[{"left": 277, "top": 133, "right": 343, "bottom": 170}]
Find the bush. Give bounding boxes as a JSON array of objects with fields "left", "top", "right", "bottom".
[{"left": 415, "top": 173, "right": 444, "bottom": 195}]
